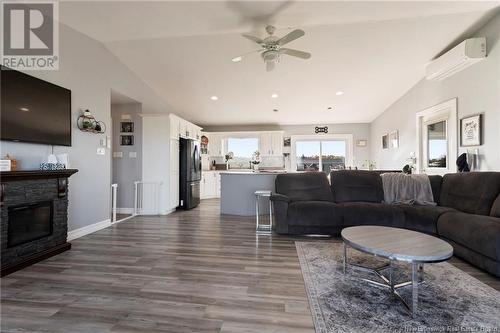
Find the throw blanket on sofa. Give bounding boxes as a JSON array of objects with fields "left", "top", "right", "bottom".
[{"left": 381, "top": 173, "right": 436, "bottom": 205}]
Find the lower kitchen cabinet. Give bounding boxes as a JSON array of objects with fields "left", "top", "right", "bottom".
[{"left": 201, "top": 171, "right": 221, "bottom": 199}]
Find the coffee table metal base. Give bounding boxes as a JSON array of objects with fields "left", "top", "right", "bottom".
[{"left": 343, "top": 242, "right": 424, "bottom": 317}]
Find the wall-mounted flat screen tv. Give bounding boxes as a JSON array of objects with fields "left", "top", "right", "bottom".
[{"left": 1, "top": 66, "right": 72, "bottom": 146}]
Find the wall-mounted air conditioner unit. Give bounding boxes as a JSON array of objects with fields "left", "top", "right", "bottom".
[{"left": 426, "top": 37, "right": 486, "bottom": 81}]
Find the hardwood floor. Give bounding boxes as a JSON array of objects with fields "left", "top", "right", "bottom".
[{"left": 1, "top": 199, "right": 498, "bottom": 332}]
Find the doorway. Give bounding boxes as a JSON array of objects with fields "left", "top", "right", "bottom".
[
  {"left": 416, "top": 98, "right": 457, "bottom": 175},
  {"left": 110, "top": 90, "right": 142, "bottom": 223}
]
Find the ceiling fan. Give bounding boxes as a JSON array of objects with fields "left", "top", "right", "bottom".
[{"left": 233, "top": 25, "right": 311, "bottom": 71}]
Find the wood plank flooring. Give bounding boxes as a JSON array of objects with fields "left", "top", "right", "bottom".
[{"left": 1, "top": 199, "right": 498, "bottom": 332}]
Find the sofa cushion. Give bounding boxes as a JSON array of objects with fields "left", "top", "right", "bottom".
[
  {"left": 400, "top": 205, "right": 455, "bottom": 234},
  {"left": 428, "top": 175, "right": 443, "bottom": 204},
  {"left": 287, "top": 201, "right": 341, "bottom": 227},
  {"left": 437, "top": 212, "right": 500, "bottom": 261},
  {"left": 490, "top": 195, "right": 500, "bottom": 218},
  {"left": 275, "top": 172, "right": 333, "bottom": 202},
  {"left": 330, "top": 170, "right": 384, "bottom": 203},
  {"left": 440, "top": 172, "right": 500, "bottom": 215},
  {"left": 339, "top": 202, "right": 404, "bottom": 228}
]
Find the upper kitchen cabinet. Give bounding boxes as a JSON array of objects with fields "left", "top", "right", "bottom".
[
  {"left": 209, "top": 133, "right": 224, "bottom": 156},
  {"left": 169, "top": 114, "right": 202, "bottom": 141},
  {"left": 260, "top": 131, "right": 283, "bottom": 156}
]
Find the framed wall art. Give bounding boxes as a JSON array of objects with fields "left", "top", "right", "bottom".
[
  {"left": 460, "top": 114, "right": 482, "bottom": 147},
  {"left": 120, "top": 121, "right": 134, "bottom": 133},
  {"left": 120, "top": 135, "right": 134, "bottom": 146},
  {"left": 382, "top": 134, "right": 388, "bottom": 149}
]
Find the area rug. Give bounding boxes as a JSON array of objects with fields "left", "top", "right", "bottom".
[{"left": 296, "top": 241, "right": 500, "bottom": 333}]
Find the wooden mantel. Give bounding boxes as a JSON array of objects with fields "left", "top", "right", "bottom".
[{"left": 0, "top": 169, "right": 78, "bottom": 182}]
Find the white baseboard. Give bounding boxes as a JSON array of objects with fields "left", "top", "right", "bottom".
[
  {"left": 67, "top": 219, "right": 111, "bottom": 241},
  {"left": 116, "top": 207, "right": 134, "bottom": 214}
]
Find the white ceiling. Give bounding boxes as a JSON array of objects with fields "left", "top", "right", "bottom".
[{"left": 59, "top": 1, "right": 500, "bottom": 126}]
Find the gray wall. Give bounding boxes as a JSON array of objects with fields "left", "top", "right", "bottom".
[
  {"left": 370, "top": 13, "right": 500, "bottom": 171},
  {"left": 203, "top": 123, "right": 371, "bottom": 169},
  {"left": 0, "top": 23, "right": 170, "bottom": 231},
  {"left": 111, "top": 103, "right": 142, "bottom": 209}
]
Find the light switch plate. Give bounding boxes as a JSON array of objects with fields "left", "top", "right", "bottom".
[
  {"left": 129, "top": 152, "right": 137, "bottom": 158},
  {"left": 97, "top": 148, "right": 106, "bottom": 155},
  {"left": 113, "top": 152, "right": 123, "bottom": 158}
]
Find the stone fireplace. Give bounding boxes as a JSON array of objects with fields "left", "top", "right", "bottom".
[{"left": 1, "top": 169, "right": 78, "bottom": 276}]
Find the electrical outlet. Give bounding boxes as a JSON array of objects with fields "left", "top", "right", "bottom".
[
  {"left": 129, "top": 152, "right": 137, "bottom": 158},
  {"left": 113, "top": 152, "right": 123, "bottom": 158},
  {"left": 97, "top": 148, "right": 105, "bottom": 155}
]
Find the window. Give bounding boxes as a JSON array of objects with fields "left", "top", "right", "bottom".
[
  {"left": 226, "top": 137, "right": 259, "bottom": 168},
  {"left": 292, "top": 135, "right": 352, "bottom": 173},
  {"left": 416, "top": 98, "right": 457, "bottom": 175},
  {"left": 427, "top": 120, "right": 447, "bottom": 168}
]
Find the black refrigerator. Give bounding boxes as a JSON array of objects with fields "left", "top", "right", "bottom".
[{"left": 179, "top": 138, "right": 201, "bottom": 209}]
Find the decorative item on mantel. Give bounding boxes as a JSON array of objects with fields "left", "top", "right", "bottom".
[
  {"left": 77, "top": 109, "right": 106, "bottom": 134},
  {"left": 1, "top": 154, "right": 17, "bottom": 171}
]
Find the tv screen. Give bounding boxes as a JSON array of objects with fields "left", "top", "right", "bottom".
[{"left": 1, "top": 66, "right": 72, "bottom": 146}]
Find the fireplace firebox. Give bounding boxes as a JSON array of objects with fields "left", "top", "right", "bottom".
[{"left": 8, "top": 201, "right": 53, "bottom": 248}]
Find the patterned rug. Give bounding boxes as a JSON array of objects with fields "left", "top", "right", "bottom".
[{"left": 296, "top": 241, "right": 500, "bottom": 333}]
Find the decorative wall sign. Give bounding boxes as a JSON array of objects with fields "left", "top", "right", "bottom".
[
  {"left": 389, "top": 130, "right": 399, "bottom": 148},
  {"left": 120, "top": 122, "right": 134, "bottom": 133},
  {"left": 460, "top": 114, "right": 482, "bottom": 147},
  {"left": 382, "top": 134, "right": 388, "bottom": 149},
  {"left": 315, "top": 126, "right": 328, "bottom": 134},
  {"left": 120, "top": 135, "right": 134, "bottom": 146},
  {"left": 356, "top": 139, "right": 367, "bottom": 147}
]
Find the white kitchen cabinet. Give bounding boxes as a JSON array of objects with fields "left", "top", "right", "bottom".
[
  {"left": 260, "top": 132, "right": 283, "bottom": 156},
  {"left": 169, "top": 139, "right": 180, "bottom": 209},
  {"left": 169, "top": 115, "right": 181, "bottom": 139},
  {"left": 209, "top": 133, "right": 223, "bottom": 156},
  {"left": 200, "top": 171, "right": 221, "bottom": 199}
]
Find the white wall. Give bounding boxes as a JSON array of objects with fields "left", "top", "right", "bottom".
[
  {"left": 202, "top": 123, "right": 371, "bottom": 169},
  {"left": 111, "top": 103, "right": 142, "bottom": 210},
  {"left": 370, "top": 13, "right": 500, "bottom": 171},
  {"left": 0, "top": 24, "right": 170, "bottom": 231}
]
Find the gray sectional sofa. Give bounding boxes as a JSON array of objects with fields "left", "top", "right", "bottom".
[{"left": 271, "top": 170, "right": 500, "bottom": 277}]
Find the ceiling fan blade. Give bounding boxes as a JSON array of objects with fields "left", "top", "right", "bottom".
[
  {"left": 266, "top": 61, "right": 275, "bottom": 72},
  {"left": 279, "top": 48, "right": 311, "bottom": 59},
  {"left": 242, "top": 33, "right": 263, "bottom": 44},
  {"left": 277, "top": 29, "right": 305, "bottom": 46}
]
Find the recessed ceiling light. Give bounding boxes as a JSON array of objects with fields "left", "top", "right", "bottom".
[
  {"left": 19, "top": 107, "right": 30, "bottom": 112},
  {"left": 336, "top": 91, "right": 344, "bottom": 96},
  {"left": 327, "top": 106, "right": 333, "bottom": 111},
  {"left": 271, "top": 93, "right": 278, "bottom": 98},
  {"left": 273, "top": 109, "right": 279, "bottom": 112},
  {"left": 210, "top": 96, "right": 218, "bottom": 101},
  {"left": 232, "top": 56, "right": 242, "bottom": 62}
]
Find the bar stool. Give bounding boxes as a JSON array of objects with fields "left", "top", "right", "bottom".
[{"left": 255, "top": 190, "right": 273, "bottom": 233}]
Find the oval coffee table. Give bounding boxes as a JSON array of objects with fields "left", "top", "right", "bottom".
[{"left": 341, "top": 226, "right": 453, "bottom": 316}]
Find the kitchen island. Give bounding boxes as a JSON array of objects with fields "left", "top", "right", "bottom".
[{"left": 220, "top": 170, "right": 286, "bottom": 216}]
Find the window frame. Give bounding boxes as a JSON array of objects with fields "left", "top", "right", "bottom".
[
  {"left": 416, "top": 98, "right": 457, "bottom": 175},
  {"left": 290, "top": 134, "right": 353, "bottom": 172}
]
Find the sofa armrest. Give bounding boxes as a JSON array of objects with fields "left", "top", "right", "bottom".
[{"left": 270, "top": 193, "right": 291, "bottom": 203}]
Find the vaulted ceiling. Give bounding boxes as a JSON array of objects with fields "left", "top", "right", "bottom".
[{"left": 59, "top": 1, "right": 500, "bottom": 126}]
